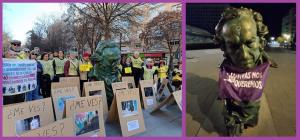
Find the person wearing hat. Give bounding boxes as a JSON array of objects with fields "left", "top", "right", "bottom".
[
  {"left": 26, "top": 50, "right": 43, "bottom": 101},
  {"left": 64, "top": 51, "right": 79, "bottom": 77},
  {"left": 6, "top": 40, "right": 26, "bottom": 59},
  {"left": 79, "top": 52, "right": 93, "bottom": 95},
  {"left": 142, "top": 58, "right": 158, "bottom": 80},
  {"left": 53, "top": 51, "right": 67, "bottom": 82},
  {"left": 3, "top": 40, "right": 26, "bottom": 105},
  {"left": 157, "top": 60, "right": 169, "bottom": 88},
  {"left": 130, "top": 51, "right": 144, "bottom": 87}
]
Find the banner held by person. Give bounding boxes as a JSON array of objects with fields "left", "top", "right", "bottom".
[{"left": 3, "top": 58, "right": 37, "bottom": 96}]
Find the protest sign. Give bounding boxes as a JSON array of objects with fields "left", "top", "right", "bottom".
[
  {"left": 59, "top": 77, "right": 80, "bottom": 95},
  {"left": 122, "top": 76, "right": 136, "bottom": 88},
  {"left": 3, "top": 58, "right": 37, "bottom": 96},
  {"left": 111, "top": 82, "right": 128, "bottom": 95},
  {"left": 21, "top": 118, "right": 74, "bottom": 137},
  {"left": 65, "top": 96, "right": 105, "bottom": 136},
  {"left": 157, "top": 79, "right": 174, "bottom": 100},
  {"left": 107, "top": 82, "right": 128, "bottom": 122},
  {"left": 172, "top": 90, "right": 182, "bottom": 111},
  {"left": 139, "top": 80, "right": 157, "bottom": 110},
  {"left": 3, "top": 98, "right": 54, "bottom": 136},
  {"left": 219, "top": 62, "right": 270, "bottom": 101},
  {"left": 116, "top": 88, "right": 145, "bottom": 136},
  {"left": 51, "top": 83, "right": 80, "bottom": 120},
  {"left": 83, "top": 81, "right": 108, "bottom": 118}
]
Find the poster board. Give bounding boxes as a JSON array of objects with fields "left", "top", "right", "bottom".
[
  {"left": 172, "top": 90, "right": 182, "bottom": 111},
  {"left": 139, "top": 80, "right": 157, "bottom": 110},
  {"left": 65, "top": 96, "right": 105, "bottom": 136},
  {"left": 116, "top": 88, "right": 145, "bottom": 136},
  {"left": 107, "top": 82, "right": 129, "bottom": 122},
  {"left": 111, "top": 82, "right": 128, "bottom": 95},
  {"left": 2, "top": 98, "right": 55, "bottom": 136},
  {"left": 51, "top": 84, "right": 80, "bottom": 120},
  {"left": 83, "top": 81, "right": 108, "bottom": 118},
  {"left": 20, "top": 118, "right": 74, "bottom": 137},
  {"left": 157, "top": 79, "right": 174, "bottom": 100},
  {"left": 122, "top": 76, "right": 136, "bottom": 89},
  {"left": 59, "top": 77, "right": 80, "bottom": 95},
  {"left": 150, "top": 94, "right": 175, "bottom": 114},
  {"left": 3, "top": 58, "right": 37, "bottom": 96}
]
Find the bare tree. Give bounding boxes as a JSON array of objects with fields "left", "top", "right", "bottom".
[
  {"left": 141, "top": 11, "right": 182, "bottom": 79},
  {"left": 69, "top": 3, "right": 143, "bottom": 40}
]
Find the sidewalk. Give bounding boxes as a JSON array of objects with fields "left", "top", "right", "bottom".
[{"left": 186, "top": 49, "right": 295, "bottom": 136}]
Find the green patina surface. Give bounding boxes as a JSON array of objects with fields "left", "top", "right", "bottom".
[{"left": 89, "top": 40, "right": 121, "bottom": 107}]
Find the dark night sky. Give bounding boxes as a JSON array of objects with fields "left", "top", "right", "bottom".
[
  {"left": 187, "top": 3, "right": 295, "bottom": 37},
  {"left": 231, "top": 3, "right": 295, "bottom": 37}
]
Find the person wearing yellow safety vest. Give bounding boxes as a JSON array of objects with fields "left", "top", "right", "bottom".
[
  {"left": 122, "top": 57, "right": 133, "bottom": 76},
  {"left": 64, "top": 51, "right": 79, "bottom": 77},
  {"left": 172, "top": 61, "right": 182, "bottom": 90},
  {"left": 158, "top": 60, "right": 169, "bottom": 80},
  {"left": 3, "top": 40, "right": 27, "bottom": 105},
  {"left": 142, "top": 58, "right": 158, "bottom": 80},
  {"left": 39, "top": 52, "right": 54, "bottom": 98},
  {"left": 157, "top": 60, "right": 169, "bottom": 89},
  {"left": 130, "top": 51, "right": 144, "bottom": 87},
  {"left": 79, "top": 53, "right": 93, "bottom": 95},
  {"left": 53, "top": 51, "right": 67, "bottom": 82}
]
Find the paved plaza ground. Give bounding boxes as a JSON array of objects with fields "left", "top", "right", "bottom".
[{"left": 186, "top": 48, "right": 296, "bottom": 136}]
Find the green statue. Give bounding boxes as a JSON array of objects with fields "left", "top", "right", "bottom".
[
  {"left": 215, "top": 7, "right": 277, "bottom": 136},
  {"left": 89, "top": 40, "right": 121, "bottom": 108}
]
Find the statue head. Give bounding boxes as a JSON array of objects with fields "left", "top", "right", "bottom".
[
  {"left": 91, "top": 40, "right": 121, "bottom": 73},
  {"left": 215, "top": 7, "right": 269, "bottom": 69}
]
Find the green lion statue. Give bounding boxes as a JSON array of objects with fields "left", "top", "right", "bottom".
[{"left": 89, "top": 40, "right": 121, "bottom": 107}]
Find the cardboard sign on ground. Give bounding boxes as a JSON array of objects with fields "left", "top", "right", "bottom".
[
  {"left": 116, "top": 88, "right": 145, "bottom": 136},
  {"left": 122, "top": 76, "right": 136, "bottom": 88},
  {"left": 65, "top": 96, "right": 105, "bottom": 136},
  {"left": 2, "top": 98, "right": 55, "bottom": 136},
  {"left": 51, "top": 84, "right": 80, "bottom": 120},
  {"left": 83, "top": 81, "right": 108, "bottom": 118},
  {"left": 21, "top": 118, "right": 74, "bottom": 137},
  {"left": 107, "top": 82, "right": 129, "bottom": 123},
  {"left": 172, "top": 90, "right": 182, "bottom": 111},
  {"left": 111, "top": 82, "right": 128, "bottom": 95},
  {"left": 59, "top": 77, "right": 81, "bottom": 95},
  {"left": 157, "top": 79, "right": 174, "bottom": 100},
  {"left": 150, "top": 94, "right": 175, "bottom": 114},
  {"left": 139, "top": 80, "right": 157, "bottom": 110}
]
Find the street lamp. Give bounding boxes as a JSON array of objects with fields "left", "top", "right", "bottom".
[
  {"left": 270, "top": 37, "right": 275, "bottom": 41},
  {"left": 282, "top": 33, "right": 291, "bottom": 41}
]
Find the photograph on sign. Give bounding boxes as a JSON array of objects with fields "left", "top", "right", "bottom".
[
  {"left": 127, "top": 120, "right": 140, "bottom": 132},
  {"left": 57, "top": 96, "right": 76, "bottom": 112},
  {"left": 128, "top": 83, "right": 134, "bottom": 89},
  {"left": 15, "top": 115, "right": 41, "bottom": 135},
  {"left": 89, "top": 90, "right": 102, "bottom": 96},
  {"left": 74, "top": 111, "right": 100, "bottom": 136},
  {"left": 121, "top": 100, "right": 138, "bottom": 117},
  {"left": 144, "top": 87, "right": 154, "bottom": 97}
]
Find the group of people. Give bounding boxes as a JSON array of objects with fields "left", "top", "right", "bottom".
[
  {"left": 3, "top": 40, "right": 182, "bottom": 105},
  {"left": 3, "top": 40, "right": 93, "bottom": 105},
  {"left": 120, "top": 51, "right": 182, "bottom": 90}
]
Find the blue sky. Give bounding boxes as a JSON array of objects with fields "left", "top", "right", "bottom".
[{"left": 3, "top": 3, "right": 67, "bottom": 44}]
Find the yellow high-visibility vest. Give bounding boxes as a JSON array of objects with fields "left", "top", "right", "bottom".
[
  {"left": 131, "top": 57, "right": 143, "bottom": 69},
  {"left": 158, "top": 66, "right": 168, "bottom": 79}
]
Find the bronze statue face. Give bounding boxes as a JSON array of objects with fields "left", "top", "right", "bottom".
[
  {"left": 102, "top": 47, "right": 121, "bottom": 73},
  {"left": 221, "top": 16, "right": 262, "bottom": 69}
]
